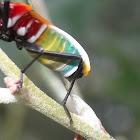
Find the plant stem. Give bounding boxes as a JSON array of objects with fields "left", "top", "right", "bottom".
[{"left": 0, "top": 48, "right": 114, "bottom": 140}]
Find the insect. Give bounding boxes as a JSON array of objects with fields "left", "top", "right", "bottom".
[{"left": 0, "top": 0, "right": 90, "bottom": 124}]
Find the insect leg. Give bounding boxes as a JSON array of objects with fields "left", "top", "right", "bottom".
[
  {"left": 28, "top": 51, "right": 82, "bottom": 124},
  {"left": 18, "top": 51, "right": 43, "bottom": 89},
  {"left": 24, "top": 44, "right": 82, "bottom": 124},
  {"left": 0, "top": 0, "right": 13, "bottom": 42},
  {"left": 17, "top": 40, "right": 82, "bottom": 60},
  {"left": 2, "top": 0, "right": 10, "bottom": 33},
  {"left": 62, "top": 59, "right": 82, "bottom": 124},
  {"left": 17, "top": 42, "right": 82, "bottom": 124},
  {"left": 38, "top": 50, "right": 82, "bottom": 124},
  {"left": 15, "top": 40, "right": 44, "bottom": 90}
]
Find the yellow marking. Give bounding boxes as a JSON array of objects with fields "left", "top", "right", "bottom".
[{"left": 37, "top": 33, "right": 58, "bottom": 51}]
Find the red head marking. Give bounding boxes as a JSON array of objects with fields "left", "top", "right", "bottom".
[{"left": 9, "top": 3, "right": 33, "bottom": 19}]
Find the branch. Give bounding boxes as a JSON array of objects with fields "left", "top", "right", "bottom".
[{"left": 0, "top": 48, "right": 115, "bottom": 140}]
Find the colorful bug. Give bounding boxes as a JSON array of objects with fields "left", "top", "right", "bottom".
[{"left": 0, "top": 0, "right": 90, "bottom": 124}]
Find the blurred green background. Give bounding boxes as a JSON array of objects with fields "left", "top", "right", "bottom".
[{"left": 0, "top": 0, "right": 140, "bottom": 140}]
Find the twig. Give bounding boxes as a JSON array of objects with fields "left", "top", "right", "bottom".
[{"left": 0, "top": 48, "right": 114, "bottom": 140}]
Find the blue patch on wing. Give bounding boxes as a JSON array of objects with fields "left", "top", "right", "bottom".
[
  {"left": 59, "top": 40, "right": 81, "bottom": 76},
  {"left": 59, "top": 59, "right": 79, "bottom": 77}
]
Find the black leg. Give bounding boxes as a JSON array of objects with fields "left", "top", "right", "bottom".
[
  {"left": 0, "top": 0, "right": 13, "bottom": 42},
  {"left": 62, "top": 59, "right": 82, "bottom": 124},
  {"left": 19, "top": 41, "right": 81, "bottom": 60},
  {"left": 18, "top": 51, "right": 43, "bottom": 89},
  {"left": 2, "top": 0, "right": 10, "bottom": 33},
  {"left": 17, "top": 41, "right": 82, "bottom": 124}
]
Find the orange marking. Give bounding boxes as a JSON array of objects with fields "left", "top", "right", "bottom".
[
  {"left": 29, "top": 11, "right": 53, "bottom": 26},
  {"left": 83, "top": 62, "right": 90, "bottom": 76}
]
